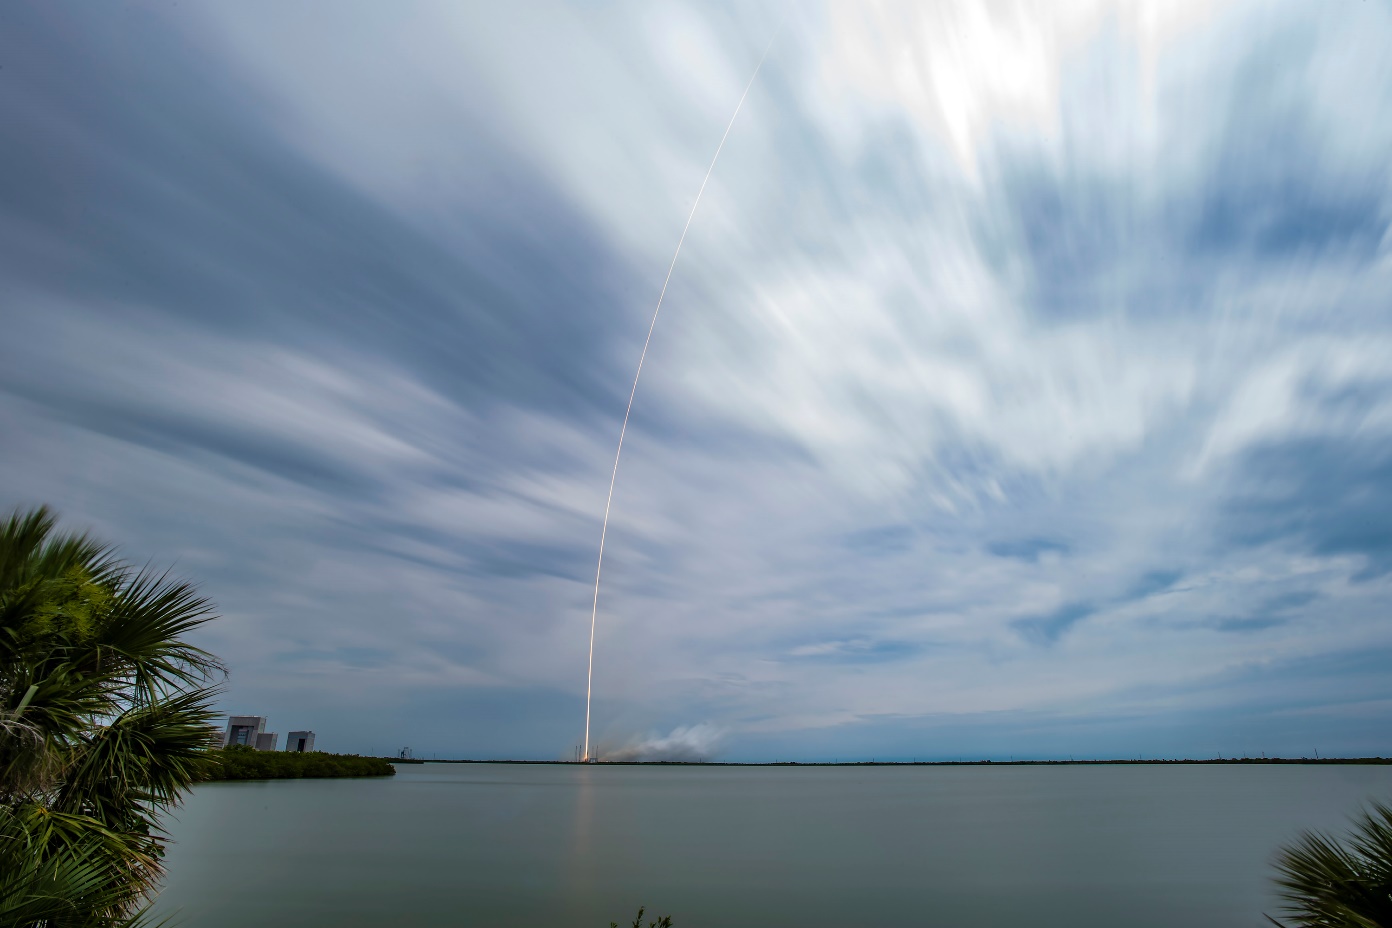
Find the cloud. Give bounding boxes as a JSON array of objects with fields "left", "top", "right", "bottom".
[
  {"left": 1124, "top": 571, "right": 1184, "bottom": 601},
  {"left": 987, "top": 538, "right": 1071, "bottom": 563},
  {"left": 1012, "top": 602, "right": 1098, "bottom": 646},
  {"left": 786, "top": 638, "right": 921, "bottom": 663},
  {"left": 2, "top": 0, "right": 1391, "bottom": 760},
  {"left": 1222, "top": 435, "right": 1392, "bottom": 579},
  {"left": 1211, "top": 617, "right": 1284, "bottom": 634}
]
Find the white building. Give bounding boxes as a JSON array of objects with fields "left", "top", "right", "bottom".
[
  {"left": 224, "top": 716, "right": 266, "bottom": 748},
  {"left": 254, "top": 731, "right": 279, "bottom": 751},
  {"left": 285, "top": 731, "right": 316, "bottom": 753}
]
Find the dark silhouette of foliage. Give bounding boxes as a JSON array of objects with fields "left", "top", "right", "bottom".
[
  {"left": 1269, "top": 801, "right": 1392, "bottom": 927},
  {"left": 610, "top": 906, "right": 673, "bottom": 928},
  {"left": 1, "top": 505, "right": 223, "bottom": 926}
]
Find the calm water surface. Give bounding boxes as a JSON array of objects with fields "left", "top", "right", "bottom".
[{"left": 154, "top": 762, "right": 1392, "bottom": 927}]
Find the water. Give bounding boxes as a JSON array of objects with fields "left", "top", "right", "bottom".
[{"left": 154, "top": 762, "right": 1392, "bottom": 927}]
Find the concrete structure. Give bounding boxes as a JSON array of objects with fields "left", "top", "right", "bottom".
[
  {"left": 223, "top": 716, "right": 315, "bottom": 752},
  {"left": 285, "top": 731, "right": 316, "bottom": 753},
  {"left": 224, "top": 716, "right": 266, "bottom": 748}
]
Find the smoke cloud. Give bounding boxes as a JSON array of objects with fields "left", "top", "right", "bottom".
[{"left": 605, "top": 724, "right": 724, "bottom": 762}]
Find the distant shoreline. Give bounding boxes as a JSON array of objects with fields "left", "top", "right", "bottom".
[{"left": 401, "top": 756, "right": 1391, "bottom": 767}]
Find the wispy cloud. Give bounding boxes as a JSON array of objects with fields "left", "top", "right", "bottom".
[{"left": 2, "top": 0, "right": 1391, "bottom": 759}]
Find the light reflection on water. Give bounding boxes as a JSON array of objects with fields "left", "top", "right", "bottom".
[{"left": 154, "top": 762, "right": 1392, "bottom": 927}]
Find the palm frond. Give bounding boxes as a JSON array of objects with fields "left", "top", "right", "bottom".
[
  {"left": 1, "top": 506, "right": 225, "bottom": 923},
  {"left": 97, "top": 569, "right": 224, "bottom": 701},
  {"left": 58, "top": 687, "right": 221, "bottom": 820},
  {"left": 1348, "top": 803, "right": 1392, "bottom": 887},
  {"left": 1269, "top": 802, "right": 1392, "bottom": 927},
  {"left": 0, "top": 804, "right": 150, "bottom": 927},
  {"left": 0, "top": 506, "right": 120, "bottom": 639}
]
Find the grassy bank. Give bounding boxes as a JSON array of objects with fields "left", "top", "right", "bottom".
[{"left": 209, "top": 745, "right": 396, "bottom": 780}]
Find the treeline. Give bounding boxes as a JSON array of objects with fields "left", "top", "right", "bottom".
[{"left": 210, "top": 744, "right": 396, "bottom": 780}]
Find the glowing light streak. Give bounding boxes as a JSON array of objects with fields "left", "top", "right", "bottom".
[{"left": 582, "top": 21, "right": 783, "bottom": 762}]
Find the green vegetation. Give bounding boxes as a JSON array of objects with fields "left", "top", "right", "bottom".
[
  {"left": 610, "top": 907, "right": 672, "bottom": 928},
  {"left": 1, "top": 505, "right": 223, "bottom": 926},
  {"left": 1268, "top": 800, "right": 1392, "bottom": 927},
  {"left": 210, "top": 745, "right": 394, "bottom": 780}
]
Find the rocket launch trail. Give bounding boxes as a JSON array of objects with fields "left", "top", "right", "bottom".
[{"left": 582, "top": 21, "right": 783, "bottom": 762}]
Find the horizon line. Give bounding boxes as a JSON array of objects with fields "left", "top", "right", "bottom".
[{"left": 387, "top": 755, "right": 1390, "bottom": 767}]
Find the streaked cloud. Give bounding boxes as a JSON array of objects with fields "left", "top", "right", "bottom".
[{"left": 2, "top": 0, "right": 1390, "bottom": 759}]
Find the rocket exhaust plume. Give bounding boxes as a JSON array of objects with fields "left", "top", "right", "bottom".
[
  {"left": 605, "top": 724, "right": 725, "bottom": 763},
  {"left": 582, "top": 21, "right": 783, "bottom": 763}
]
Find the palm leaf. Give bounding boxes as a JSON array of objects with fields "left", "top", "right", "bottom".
[
  {"left": 96, "top": 569, "right": 223, "bottom": 701},
  {"left": 1269, "top": 802, "right": 1392, "bottom": 927},
  {"left": 1, "top": 506, "right": 225, "bottom": 923}
]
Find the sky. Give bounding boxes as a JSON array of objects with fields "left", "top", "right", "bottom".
[{"left": 2, "top": 0, "right": 1391, "bottom": 762}]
